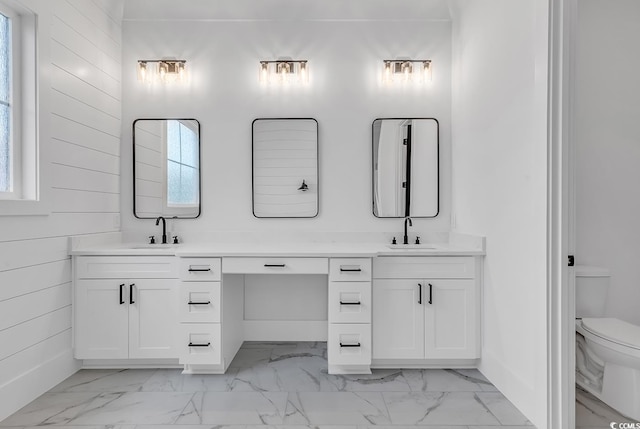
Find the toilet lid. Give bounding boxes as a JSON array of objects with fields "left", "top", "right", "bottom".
[{"left": 582, "top": 318, "right": 640, "bottom": 350}]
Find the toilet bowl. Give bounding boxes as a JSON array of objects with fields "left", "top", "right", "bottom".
[
  {"left": 576, "top": 318, "right": 640, "bottom": 420},
  {"left": 575, "top": 265, "right": 640, "bottom": 420}
]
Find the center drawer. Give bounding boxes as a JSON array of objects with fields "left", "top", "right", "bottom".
[{"left": 222, "top": 257, "right": 328, "bottom": 274}]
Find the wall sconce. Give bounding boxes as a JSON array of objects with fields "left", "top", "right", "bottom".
[
  {"left": 382, "top": 59, "right": 432, "bottom": 84},
  {"left": 137, "top": 60, "right": 187, "bottom": 84},
  {"left": 259, "top": 60, "right": 309, "bottom": 85}
]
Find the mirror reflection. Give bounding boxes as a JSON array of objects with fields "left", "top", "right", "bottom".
[
  {"left": 252, "top": 118, "right": 318, "bottom": 218},
  {"left": 133, "top": 119, "right": 201, "bottom": 219},
  {"left": 372, "top": 118, "right": 439, "bottom": 218}
]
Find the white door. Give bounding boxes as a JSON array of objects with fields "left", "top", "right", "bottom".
[
  {"left": 129, "top": 279, "right": 178, "bottom": 359},
  {"left": 75, "top": 279, "right": 128, "bottom": 359},
  {"left": 424, "top": 279, "right": 478, "bottom": 359},
  {"left": 372, "top": 279, "right": 424, "bottom": 359}
]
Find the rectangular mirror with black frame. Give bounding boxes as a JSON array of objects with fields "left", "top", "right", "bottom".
[
  {"left": 252, "top": 118, "right": 318, "bottom": 218},
  {"left": 372, "top": 118, "right": 439, "bottom": 218},
  {"left": 133, "top": 119, "right": 201, "bottom": 219}
]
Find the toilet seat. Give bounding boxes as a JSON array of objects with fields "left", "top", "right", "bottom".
[{"left": 582, "top": 318, "right": 640, "bottom": 350}]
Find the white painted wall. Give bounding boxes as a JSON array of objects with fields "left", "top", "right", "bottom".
[
  {"left": 0, "top": 0, "right": 122, "bottom": 421},
  {"left": 450, "top": 1, "right": 549, "bottom": 427},
  {"left": 120, "top": 4, "right": 453, "bottom": 237},
  {"left": 574, "top": 0, "right": 640, "bottom": 326}
]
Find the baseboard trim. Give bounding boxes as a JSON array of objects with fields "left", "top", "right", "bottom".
[{"left": 0, "top": 349, "right": 79, "bottom": 422}]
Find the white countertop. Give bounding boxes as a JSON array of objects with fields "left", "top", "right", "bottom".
[{"left": 69, "top": 241, "right": 485, "bottom": 257}]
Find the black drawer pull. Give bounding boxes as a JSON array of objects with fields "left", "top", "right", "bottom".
[
  {"left": 340, "top": 267, "right": 362, "bottom": 272},
  {"left": 340, "top": 342, "right": 361, "bottom": 348},
  {"left": 119, "top": 283, "right": 125, "bottom": 305},
  {"left": 428, "top": 283, "right": 433, "bottom": 304},
  {"left": 264, "top": 264, "right": 285, "bottom": 267},
  {"left": 188, "top": 342, "right": 211, "bottom": 347},
  {"left": 129, "top": 284, "right": 135, "bottom": 304},
  {"left": 188, "top": 267, "right": 211, "bottom": 272},
  {"left": 339, "top": 301, "right": 361, "bottom": 305},
  {"left": 418, "top": 283, "right": 422, "bottom": 304},
  {"left": 188, "top": 301, "right": 211, "bottom": 305}
]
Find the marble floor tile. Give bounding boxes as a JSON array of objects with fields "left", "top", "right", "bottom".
[
  {"left": 382, "top": 391, "right": 501, "bottom": 426},
  {"left": 0, "top": 392, "right": 101, "bottom": 426},
  {"left": 284, "top": 392, "right": 391, "bottom": 425},
  {"left": 576, "top": 386, "right": 629, "bottom": 428},
  {"left": 141, "top": 368, "right": 239, "bottom": 392},
  {"left": 174, "top": 391, "right": 289, "bottom": 425},
  {"left": 228, "top": 348, "right": 273, "bottom": 368},
  {"left": 474, "top": 391, "right": 532, "bottom": 425},
  {"left": 403, "top": 369, "right": 496, "bottom": 392},
  {"left": 50, "top": 369, "right": 157, "bottom": 393},
  {"left": 69, "top": 392, "right": 195, "bottom": 425},
  {"left": 324, "top": 369, "right": 412, "bottom": 392},
  {"left": 22, "top": 426, "right": 136, "bottom": 429}
]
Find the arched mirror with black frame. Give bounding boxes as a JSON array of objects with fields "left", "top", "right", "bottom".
[
  {"left": 372, "top": 118, "right": 439, "bottom": 218},
  {"left": 133, "top": 118, "right": 201, "bottom": 219}
]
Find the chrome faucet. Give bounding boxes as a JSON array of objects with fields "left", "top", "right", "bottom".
[
  {"left": 155, "top": 216, "right": 167, "bottom": 244},
  {"left": 403, "top": 216, "right": 413, "bottom": 245}
]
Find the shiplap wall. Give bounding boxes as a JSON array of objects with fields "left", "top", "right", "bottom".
[{"left": 0, "top": 0, "right": 122, "bottom": 420}]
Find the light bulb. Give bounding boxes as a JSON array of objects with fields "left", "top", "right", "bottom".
[{"left": 422, "top": 61, "right": 432, "bottom": 83}]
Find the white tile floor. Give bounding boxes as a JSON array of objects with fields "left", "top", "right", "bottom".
[
  {"left": 575, "top": 385, "right": 632, "bottom": 429},
  {"left": 1, "top": 342, "right": 537, "bottom": 428}
]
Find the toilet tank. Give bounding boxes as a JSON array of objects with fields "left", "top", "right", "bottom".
[{"left": 575, "top": 265, "right": 610, "bottom": 318}]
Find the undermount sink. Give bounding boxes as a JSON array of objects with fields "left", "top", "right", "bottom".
[{"left": 386, "top": 244, "right": 438, "bottom": 250}]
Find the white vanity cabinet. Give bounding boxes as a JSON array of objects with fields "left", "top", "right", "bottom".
[
  {"left": 74, "top": 256, "right": 179, "bottom": 360},
  {"left": 328, "top": 258, "right": 372, "bottom": 374},
  {"left": 372, "top": 256, "right": 480, "bottom": 362}
]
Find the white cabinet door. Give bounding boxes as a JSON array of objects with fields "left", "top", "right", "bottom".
[
  {"left": 372, "top": 279, "right": 424, "bottom": 359},
  {"left": 129, "top": 279, "right": 178, "bottom": 359},
  {"left": 424, "top": 279, "right": 478, "bottom": 359},
  {"left": 75, "top": 279, "right": 128, "bottom": 359}
]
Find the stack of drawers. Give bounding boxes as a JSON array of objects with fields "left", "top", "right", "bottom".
[
  {"left": 327, "top": 258, "right": 372, "bottom": 373},
  {"left": 177, "top": 257, "right": 222, "bottom": 367}
]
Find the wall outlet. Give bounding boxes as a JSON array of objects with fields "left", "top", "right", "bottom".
[{"left": 113, "top": 213, "right": 121, "bottom": 230}]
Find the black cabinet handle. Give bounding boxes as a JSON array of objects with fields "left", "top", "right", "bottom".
[
  {"left": 339, "top": 301, "right": 361, "bottom": 305},
  {"left": 188, "top": 301, "right": 211, "bottom": 305},
  {"left": 340, "top": 267, "right": 362, "bottom": 272},
  {"left": 264, "top": 264, "right": 285, "bottom": 267},
  {"left": 129, "top": 284, "right": 135, "bottom": 304},
  {"left": 428, "top": 283, "right": 433, "bottom": 305},
  {"left": 188, "top": 267, "right": 211, "bottom": 272},
  {"left": 340, "top": 342, "right": 361, "bottom": 348},
  {"left": 418, "top": 283, "right": 422, "bottom": 304},
  {"left": 119, "top": 283, "right": 125, "bottom": 305},
  {"left": 188, "top": 342, "right": 211, "bottom": 347}
]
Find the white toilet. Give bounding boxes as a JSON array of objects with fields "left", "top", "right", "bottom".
[{"left": 575, "top": 265, "right": 640, "bottom": 420}]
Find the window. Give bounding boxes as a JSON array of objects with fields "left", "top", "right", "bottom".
[
  {"left": 0, "top": 7, "right": 16, "bottom": 196},
  {"left": 0, "top": 0, "right": 40, "bottom": 213},
  {"left": 165, "top": 120, "right": 199, "bottom": 207}
]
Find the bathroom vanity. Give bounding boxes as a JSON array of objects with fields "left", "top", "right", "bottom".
[{"left": 71, "top": 237, "right": 484, "bottom": 374}]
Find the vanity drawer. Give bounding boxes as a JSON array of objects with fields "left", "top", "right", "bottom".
[
  {"left": 178, "top": 323, "right": 222, "bottom": 365},
  {"left": 76, "top": 256, "right": 178, "bottom": 279},
  {"left": 179, "top": 258, "right": 221, "bottom": 281},
  {"left": 328, "top": 281, "right": 371, "bottom": 324},
  {"left": 179, "top": 282, "right": 221, "bottom": 323},
  {"left": 328, "top": 323, "right": 372, "bottom": 366},
  {"left": 222, "top": 257, "right": 328, "bottom": 274},
  {"left": 373, "top": 256, "right": 475, "bottom": 279},
  {"left": 329, "top": 258, "right": 372, "bottom": 282}
]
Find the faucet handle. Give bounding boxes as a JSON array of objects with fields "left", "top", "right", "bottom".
[
  {"left": 172, "top": 235, "right": 179, "bottom": 244},
  {"left": 148, "top": 235, "right": 156, "bottom": 244},
  {"left": 391, "top": 237, "right": 397, "bottom": 245},
  {"left": 415, "top": 236, "right": 421, "bottom": 245}
]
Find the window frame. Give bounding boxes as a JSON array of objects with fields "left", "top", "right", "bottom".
[{"left": 0, "top": 0, "right": 49, "bottom": 216}]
